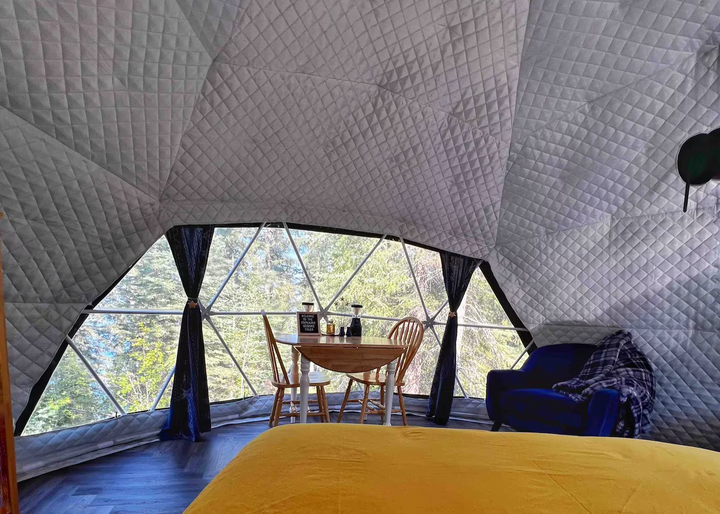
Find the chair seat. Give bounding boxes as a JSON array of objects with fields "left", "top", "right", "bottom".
[
  {"left": 272, "top": 371, "right": 330, "bottom": 388},
  {"left": 347, "top": 372, "right": 404, "bottom": 387},
  {"left": 500, "top": 388, "right": 585, "bottom": 434}
]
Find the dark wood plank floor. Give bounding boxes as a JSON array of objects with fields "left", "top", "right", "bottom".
[{"left": 19, "top": 413, "right": 489, "bottom": 514}]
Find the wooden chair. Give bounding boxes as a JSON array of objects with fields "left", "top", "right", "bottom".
[
  {"left": 262, "top": 314, "right": 330, "bottom": 426},
  {"left": 337, "top": 317, "right": 425, "bottom": 426}
]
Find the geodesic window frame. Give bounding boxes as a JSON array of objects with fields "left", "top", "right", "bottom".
[{"left": 16, "top": 222, "right": 532, "bottom": 436}]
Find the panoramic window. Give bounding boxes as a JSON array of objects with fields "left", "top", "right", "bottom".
[{"left": 24, "top": 224, "right": 528, "bottom": 435}]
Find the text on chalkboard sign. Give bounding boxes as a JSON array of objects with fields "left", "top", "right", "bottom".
[{"left": 297, "top": 312, "right": 320, "bottom": 335}]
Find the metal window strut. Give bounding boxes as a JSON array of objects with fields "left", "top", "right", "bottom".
[
  {"left": 400, "top": 239, "right": 469, "bottom": 399},
  {"left": 204, "top": 315, "right": 258, "bottom": 397},
  {"left": 65, "top": 336, "right": 126, "bottom": 416},
  {"left": 283, "top": 222, "right": 323, "bottom": 314},
  {"left": 429, "top": 324, "right": 468, "bottom": 399},
  {"left": 82, "top": 308, "right": 184, "bottom": 315},
  {"left": 204, "top": 223, "right": 265, "bottom": 314},
  {"left": 324, "top": 235, "right": 386, "bottom": 312},
  {"left": 150, "top": 367, "right": 175, "bottom": 412},
  {"left": 401, "top": 238, "right": 430, "bottom": 321},
  {"left": 79, "top": 224, "right": 529, "bottom": 404}
]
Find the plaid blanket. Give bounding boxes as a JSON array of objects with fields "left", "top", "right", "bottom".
[{"left": 552, "top": 330, "right": 655, "bottom": 437}]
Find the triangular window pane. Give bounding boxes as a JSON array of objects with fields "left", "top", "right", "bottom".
[
  {"left": 211, "top": 315, "right": 283, "bottom": 397},
  {"left": 456, "top": 327, "right": 526, "bottom": 398},
  {"left": 406, "top": 244, "right": 445, "bottom": 315},
  {"left": 72, "top": 314, "right": 180, "bottom": 413},
  {"left": 289, "top": 229, "right": 379, "bottom": 309},
  {"left": 204, "top": 323, "right": 249, "bottom": 403},
  {"left": 338, "top": 239, "right": 424, "bottom": 320},
  {"left": 97, "top": 237, "right": 185, "bottom": 311},
  {"left": 200, "top": 227, "right": 259, "bottom": 306},
  {"left": 434, "top": 303, "right": 450, "bottom": 325},
  {"left": 212, "top": 228, "right": 315, "bottom": 313},
  {"left": 460, "top": 272, "right": 514, "bottom": 328},
  {"left": 403, "top": 329, "right": 440, "bottom": 396},
  {"left": 155, "top": 379, "right": 174, "bottom": 411},
  {"left": 23, "top": 347, "right": 117, "bottom": 435}
]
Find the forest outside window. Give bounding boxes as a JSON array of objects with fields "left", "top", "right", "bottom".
[{"left": 22, "top": 224, "right": 530, "bottom": 435}]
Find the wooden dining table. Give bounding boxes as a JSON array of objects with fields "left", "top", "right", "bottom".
[{"left": 275, "top": 334, "right": 408, "bottom": 426}]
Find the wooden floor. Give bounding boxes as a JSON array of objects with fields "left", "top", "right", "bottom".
[{"left": 19, "top": 413, "right": 490, "bottom": 514}]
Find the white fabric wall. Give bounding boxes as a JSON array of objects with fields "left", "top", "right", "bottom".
[
  {"left": 0, "top": 0, "right": 717, "bottom": 451},
  {"left": 492, "top": 0, "right": 720, "bottom": 448}
]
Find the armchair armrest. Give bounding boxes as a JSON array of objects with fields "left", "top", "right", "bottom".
[
  {"left": 583, "top": 388, "right": 620, "bottom": 436},
  {"left": 486, "top": 370, "right": 534, "bottom": 421}
]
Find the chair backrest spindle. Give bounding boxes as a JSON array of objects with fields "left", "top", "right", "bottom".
[
  {"left": 388, "top": 317, "right": 425, "bottom": 383},
  {"left": 262, "top": 314, "right": 290, "bottom": 384}
]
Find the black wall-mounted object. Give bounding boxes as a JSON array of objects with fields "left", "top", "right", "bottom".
[{"left": 676, "top": 128, "right": 720, "bottom": 212}]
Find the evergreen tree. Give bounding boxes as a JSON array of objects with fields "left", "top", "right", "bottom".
[{"left": 25, "top": 227, "right": 524, "bottom": 434}]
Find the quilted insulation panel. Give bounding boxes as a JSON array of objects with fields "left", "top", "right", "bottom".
[
  {"left": 0, "top": 0, "right": 716, "bottom": 458},
  {"left": 491, "top": 0, "right": 720, "bottom": 449}
]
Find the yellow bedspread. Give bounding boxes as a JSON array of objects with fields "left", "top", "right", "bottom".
[{"left": 185, "top": 424, "right": 720, "bottom": 514}]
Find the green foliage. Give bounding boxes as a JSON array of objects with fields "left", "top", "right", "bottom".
[
  {"left": 25, "top": 227, "right": 524, "bottom": 435},
  {"left": 23, "top": 349, "right": 116, "bottom": 435}
]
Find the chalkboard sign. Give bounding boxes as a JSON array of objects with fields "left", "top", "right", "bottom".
[{"left": 297, "top": 312, "right": 320, "bottom": 335}]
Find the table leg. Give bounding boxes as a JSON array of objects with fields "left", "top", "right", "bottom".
[
  {"left": 290, "top": 348, "right": 299, "bottom": 422},
  {"left": 300, "top": 354, "right": 310, "bottom": 424},
  {"left": 384, "top": 359, "right": 397, "bottom": 426}
]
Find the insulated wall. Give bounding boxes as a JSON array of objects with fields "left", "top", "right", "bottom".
[
  {"left": 492, "top": 0, "right": 720, "bottom": 449},
  {"left": 0, "top": 0, "right": 718, "bottom": 452}
]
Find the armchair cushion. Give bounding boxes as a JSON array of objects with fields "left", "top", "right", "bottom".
[
  {"left": 584, "top": 388, "right": 621, "bottom": 436},
  {"left": 521, "top": 344, "right": 597, "bottom": 388},
  {"left": 486, "top": 343, "right": 625, "bottom": 437},
  {"left": 486, "top": 369, "right": 532, "bottom": 421},
  {"left": 500, "top": 389, "right": 586, "bottom": 435}
]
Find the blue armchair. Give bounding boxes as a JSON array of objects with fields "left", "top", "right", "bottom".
[{"left": 487, "top": 344, "right": 620, "bottom": 436}]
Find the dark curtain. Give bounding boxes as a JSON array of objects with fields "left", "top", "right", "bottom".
[
  {"left": 426, "top": 251, "right": 482, "bottom": 425},
  {"left": 160, "top": 226, "right": 214, "bottom": 441}
]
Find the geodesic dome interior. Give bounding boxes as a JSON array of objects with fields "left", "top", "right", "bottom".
[{"left": 0, "top": 0, "right": 718, "bottom": 457}]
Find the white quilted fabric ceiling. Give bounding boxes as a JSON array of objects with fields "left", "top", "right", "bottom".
[{"left": 0, "top": 0, "right": 718, "bottom": 449}]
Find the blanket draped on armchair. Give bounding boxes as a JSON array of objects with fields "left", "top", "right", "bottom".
[{"left": 553, "top": 330, "right": 655, "bottom": 437}]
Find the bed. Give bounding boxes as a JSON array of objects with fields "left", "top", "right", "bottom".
[{"left": 185, "top": 424, "right": 720, "bottom": 513}]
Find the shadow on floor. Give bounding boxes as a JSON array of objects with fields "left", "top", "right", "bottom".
[{"left": 19, "top": 413, "right": 492, "bottom": 514}]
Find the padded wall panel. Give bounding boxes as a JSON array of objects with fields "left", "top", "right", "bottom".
[
  {"left": 0, "top": 0, "right": 716, "bottom": 455},
  {"left": 164, "top": 0, "right": 530, "bottom": 257},
  {"left": 636, "top": 328, "right": 720, "bottom": 450},
  {"left": 175, "top": 0, "right": 248, "bottom": 58},
  {"left": 607, "top": 209, "right": 718, "bottom": 332},
  {"left": 0, "top": 101, "right": 166, "bottom": 417},
  {"left": 218, "top": 0, "right": 529, "bottom": 143},
  {"left": 0, "top": 0, "right": 213, "bottom": 197},
  {"left": 501, "top": 50, "right": 720, "bottom": 243},
  {"left": 4, "top": 302, "right": 85, "bottom": 417},
  {"left": 513, "top": 0, "right": 720, "bottom": 142},
  {"left": 163, "top": 64, "right": 510, "bottom": 256},
  {"left": 493, "top": 0, "right": 720, "bottom": 449}
]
